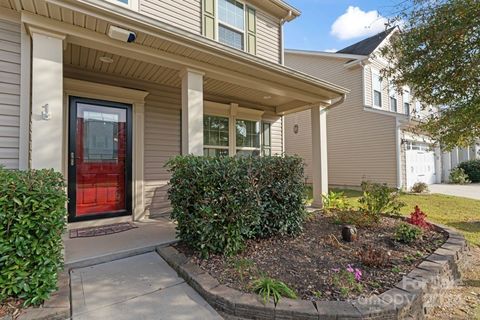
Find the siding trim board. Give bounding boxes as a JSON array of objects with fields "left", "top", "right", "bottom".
[{"left": 0, "top": 17, "right": 21, "bottom": 169}]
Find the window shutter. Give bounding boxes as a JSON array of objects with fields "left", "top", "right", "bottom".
[
  {"left": 203, "top": 0, "right": 216, "bottom": 39},
  {"left": 246, "top": 6, "right": 256, "bottom": 55}
]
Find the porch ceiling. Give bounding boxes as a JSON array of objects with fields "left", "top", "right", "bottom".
[
  {"left": 64, "top": 43, "right": 297, "bottom": 108},
  {"left": 3, "top": 0, "right": 349, "bottom": 114}
]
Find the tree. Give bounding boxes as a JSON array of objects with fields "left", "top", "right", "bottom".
[{"left": 380, "top": 0, "right": 480, "bottom": 150}]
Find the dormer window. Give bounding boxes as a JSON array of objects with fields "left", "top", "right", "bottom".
[{"left": 218, "top": 0, "right": 245, "bottom": 50}]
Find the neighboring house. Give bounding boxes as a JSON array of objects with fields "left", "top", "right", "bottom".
[
  {"left": 0, "top": 0, "right": 347, "bottom": 220},
  {"left": 442, "top": 140, "right": 480, "bottom": 182},
  {"left": 284, "top": 27, "right": 442, "bottom": 191}
]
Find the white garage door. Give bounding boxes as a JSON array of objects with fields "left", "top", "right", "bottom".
[{"left": 406, "top": 142, "right": 436, "bottom": 189}]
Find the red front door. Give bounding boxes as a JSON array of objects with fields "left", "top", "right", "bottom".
[{"left": 68, "top": 97, "right": 132, "bottom": 222}]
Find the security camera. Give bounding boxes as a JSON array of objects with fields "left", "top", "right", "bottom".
[{"left": 108, "top": 25, "right": 136, "bottom": 43}]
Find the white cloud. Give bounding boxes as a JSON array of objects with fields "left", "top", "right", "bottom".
[
  {"left": 330, "top": 6, "right": 388, "bottom": 40},
  {"left": 323, "top": 48, "right": 338, "bottom": 53}
]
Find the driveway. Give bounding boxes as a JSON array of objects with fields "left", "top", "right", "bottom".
[
  {"left": 429, "top": 183, "right": 480, "bottom": 200},
  {"left": 70, "top": 252, "right": 222, "bottom": 320}
]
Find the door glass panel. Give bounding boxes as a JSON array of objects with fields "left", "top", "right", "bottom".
[{"left": 75, "top": 103, "right": 127, "bottom": 217}]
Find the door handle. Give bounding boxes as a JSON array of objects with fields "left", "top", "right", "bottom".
[{"left": 70, "top": 152, "right": 75, "bottom": 166}]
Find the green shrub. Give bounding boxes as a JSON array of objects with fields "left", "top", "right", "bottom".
[
  {"left": 252, "top": 277, "right": 297, "bottom": 305},
  {"left": 458, "top": 159, "right": 480, "bottom": 183},
  {"left": 0, "top": 168, "right": 67, "bottom": 306},
  {"left": 358, "top": 181, "right": 405, "bottom": 222},
  {"left": 449, "top": 167, "right": 471, "bottom": 184},
  {"left": 410, "top": 182, "right": 429, "bottom": 194},
  {"left": 395, "top": 223, "right": 422, "bottom": 244},
  {"left": 322, "top": 191, "right": 350, "bottom": 213},
  {"left": 167, "top": 155, "right": 306, "bottom": 257}
]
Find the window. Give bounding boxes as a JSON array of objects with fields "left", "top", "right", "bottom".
[
  {"left": 236, "top": 119, "right": 260, "bottom": 156},
  {"left": 218, "top": 0, "right": 245, "bottom": 50},
  {"left": 403, "top": 89, "right": 410, "bottom": 115},
  {"left": 204, "top": 115, "right": 230, "bottom": 156},
  {"left": 262, "top": 122, "right": 271, "bottom": 156},
  {"left": 105, "top": 0, "right": 138, "bottom": 10},
  {"left": 372, "top": 72, "right": 382, "bottom": 108},
  {"left": 389, "top": 82, "right": 397, "bottom": 112}
]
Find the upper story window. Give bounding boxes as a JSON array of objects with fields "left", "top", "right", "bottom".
[
  {"left": 218, "top": 0, "right": 245, "bottom": 50},
  {"left": 105, "top": 0, "right": 138, "bottom": 10},
  {"left": 203, "top": 0, "right": 257, "bottom": 54},
  {"left": 389, "top": 82, "right": 397, "bottom": 112},
  {"left": 403, "top": 89, "right": 410, "bottom": 116},
  {"left": 372, "top": 72, "right": 383, "bottom": 108}
]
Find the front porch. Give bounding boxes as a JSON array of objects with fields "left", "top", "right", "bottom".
[{"left": 14, "top": 0, "right": 347, "bottom": 223}]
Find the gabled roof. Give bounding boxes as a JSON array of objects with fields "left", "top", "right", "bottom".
[{"left": 337, "top": 27, "right": 396, "bottom": 55}]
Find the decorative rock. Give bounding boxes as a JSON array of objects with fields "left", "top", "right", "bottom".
[{"left": 341, "top": 225, "right": 357, "bottom": 242}]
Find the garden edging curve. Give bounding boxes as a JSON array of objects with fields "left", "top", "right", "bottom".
[{"left": 157, "top": 223, "right": 469, "bottom": 320}]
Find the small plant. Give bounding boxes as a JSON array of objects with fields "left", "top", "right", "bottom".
[
  {"left": 322, "top": 191, "right": 350, "bottom": 213},
  {"left": 358, "top": 245, "right": 391, "bottom": 268},
  {"left": 229, "top": 258, "right": 256, "bottom": 281},
  {"left": 252, "top": 277, "right": 297, "bottom": 305},
  {"left": 391, "top": 266, "right": 402, "bottom": 274},
  {"left": 358, "top": 181, "right": 405, "bottom": 222},
  {"left": 331, "top": 265, "right": 363, "bottom": 298},
  {"left": 407, "top": 206, "right": 431, "bottom": 230},
  {"left": 395, "top": 223, "right": 423, "bottom": 244},
  {"left": 449, "top": 167, "right": 471, "bottom": 184},
  {"left": 411, "top": 182, "right": 429, "bottom": 193}
]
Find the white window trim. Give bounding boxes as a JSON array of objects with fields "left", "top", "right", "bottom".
[
  {"left": 204, "top": 101, "right": 265, "bottom": 156},
  {"left": 371, "top": 68, "right": 382, "bottom": 109},
  {"left": 105, "top": 0, "right": 139, "bottom": 11},
  {"left": 403, "top": 88, "right": 411, "bottom": 115},
  {"left": 216, "top": 0, "right": 247, "bottom": 51}
]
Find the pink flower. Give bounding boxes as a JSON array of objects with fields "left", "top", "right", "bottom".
[
  {"left": 346, "top": 264, "right": 354, "bottom": 273},
  {"left": 354, "top": 268, "right": 362, "bottom": 281},
  {"left": 332, "top": 268, "right": 340, "bottom": 273}
]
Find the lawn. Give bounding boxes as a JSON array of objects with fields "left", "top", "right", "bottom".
[{"left": 307, "top": 188, "right": 480, "bottom": 246}]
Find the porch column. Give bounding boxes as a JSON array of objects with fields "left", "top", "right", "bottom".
[
  {"left": 181, "top": 68, "right": 204, "bottom": 155},
  {"left": 311, "top": 106, "right": 328, "bottom": 208},
  {"left": 30, "top": 29, "right": 65, "bottom": 171},
  {"left": 434, "top": 147, "right": 442, "bottom": 184}
]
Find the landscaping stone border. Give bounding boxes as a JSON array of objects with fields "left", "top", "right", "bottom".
[{"left": 157, "top": 224, "right": 469, "bottom": 320}]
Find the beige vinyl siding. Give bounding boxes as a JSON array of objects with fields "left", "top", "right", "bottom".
[
  {"left": 140, "top": 0, "right": 202, "bottom": 35},
  {"left": 285, "top": 53, "right": 398, "bottom": 187},
  {"left": 64, "top": 67, "right": 284, "bottom": 216},
  {"left": 0, "top": 18, "right": 20, "bottom": 169},
  {"left": 255, "top": 10, "right": 280, "bottom": 63}
]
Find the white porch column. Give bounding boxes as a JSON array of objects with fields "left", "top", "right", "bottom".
[
  {"left": 181, "top": 68, "right": 204, "bottom": 155},
  {"left": 451, "top": 147, "right": 459, "bottom": 168},
  {"left": 442, "top": 151, "right": 452, "bottom": 182},
  {"left": 311, "top": 106, "right": 328, "bottom": 208},
  {"left": 434, "top": 147, "right": 442, "bottom": 184},
  {"left": 30, "top": 29, "right": 65, "bottom": 171}
]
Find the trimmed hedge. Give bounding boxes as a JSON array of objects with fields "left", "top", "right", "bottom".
[
  {"left": 458, "top": 159, "right": 480, "bottom": 183},
  {"left": 167, "top": 155, "right": 306, "bottom": 257},
  {"left": 0, "top": 168, "right": 67, "bottom": 306}
]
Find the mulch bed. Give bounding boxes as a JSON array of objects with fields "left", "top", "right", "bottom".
[
  {"left": 0, "top": 299, "right": 22, "bottom": 319},
  {"left": 176, "top": 214, "right": 447, "bottom": 301}
]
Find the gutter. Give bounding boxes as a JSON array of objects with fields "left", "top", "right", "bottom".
[{"left": 324, "top": 94, "right": 346, "bottom": 110}]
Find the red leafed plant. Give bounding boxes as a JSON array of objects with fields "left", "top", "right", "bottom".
[{"left": 407, "top": 206, "right": 431, "bottom": 230}]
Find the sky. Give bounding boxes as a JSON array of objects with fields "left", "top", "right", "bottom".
[{"left": 284, "top": 0, "right": 403, "bottom": 52}]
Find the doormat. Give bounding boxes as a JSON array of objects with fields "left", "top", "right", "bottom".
[{"left": 69, "top": 222, "right": 137, "bottom": 238}]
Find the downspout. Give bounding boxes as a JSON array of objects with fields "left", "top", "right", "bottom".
[
  {"left": 395, "top": 118, "right": 403, "bottom": 190},
  {"left": 279, "top": 10, "right": 292, "bottom": 65}
]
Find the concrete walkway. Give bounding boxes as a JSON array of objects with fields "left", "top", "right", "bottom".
[
  {"left": 64, "top": 217, "right": 177, "bottom": 268},
  {"left": 429, "top": 183, "right": 480, "bottom": 200},
  {"left": 70, "top": 252, "right": 222, "bottom": 320}
]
